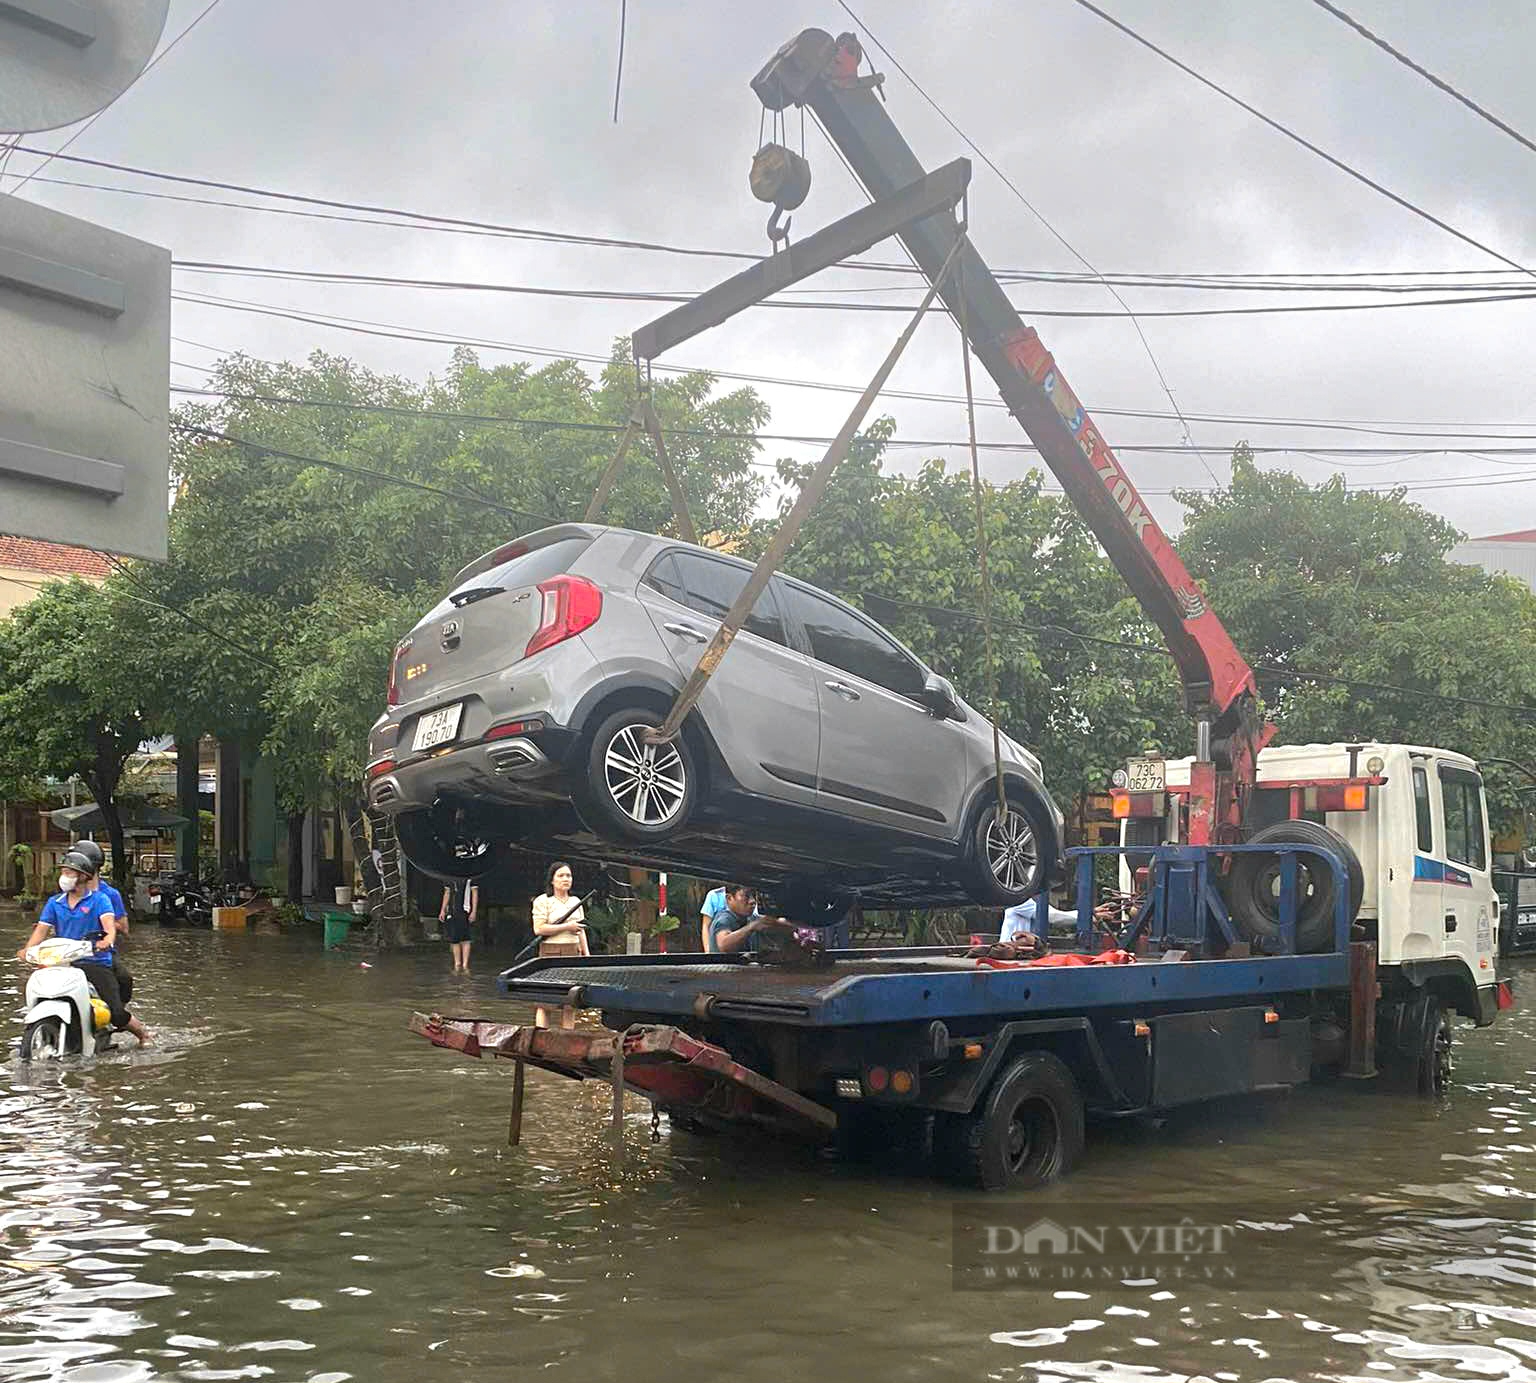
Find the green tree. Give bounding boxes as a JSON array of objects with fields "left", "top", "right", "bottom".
[
  {"left": 0, "top": 580, "right": 150, "bottom": 886},
  {"left": 1178, "top": 446, "right": 1536, "bottom": 827}
]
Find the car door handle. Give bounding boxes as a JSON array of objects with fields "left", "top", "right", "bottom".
[
  {"left": 1444, "top": 913, "right": 1457, "bottom": 933},
  {"left": 663, "top": 622, "right": 709, "bottom": 643},
  {"left": 824, "top": 680, "right": 861, "bottom": 701}
]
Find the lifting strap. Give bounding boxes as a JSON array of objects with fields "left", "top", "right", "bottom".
[
  {"left": 646, "top": 235, "right": 967, "bottom": 747},
  {"left": 584, "top": 385, "right": 699, "bottom": 546},
  {"left": 956, "top": 258, "right": 1009, "bottom": 822}
]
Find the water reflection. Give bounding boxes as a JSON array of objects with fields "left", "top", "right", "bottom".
[{"left": 1, "top": 928, "right": 1532, "bottom": 1382}]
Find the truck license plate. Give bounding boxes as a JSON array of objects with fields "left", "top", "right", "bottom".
[
  {"left": 1125, "top": 757, "right": 1166, "bottom": 792},
  {"left": 412, "top": 703, "right": 463, "bottom": 751}
]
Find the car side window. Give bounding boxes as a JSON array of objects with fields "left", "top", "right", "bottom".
[
  {"left": 642, "top": 552, "right": 686, "bottom": 605},
  {"left": 784, "top": 585, "right": 926, "bottom": 698},
  {"left": 1439, "top": 768, "right": 1487, "bottom": 871},
  {"left": 1412, "top": 765, "right": 1433, "bottom": 854},
  {"left": 667, "top": 552, "right": 789, "bottom": 648}
]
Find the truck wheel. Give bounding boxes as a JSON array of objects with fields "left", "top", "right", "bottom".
[
  {"left": 582, "top": 708, "right": 698, "bottom": 842},
  {"left": 963, "top": 794, "right": 1055, "bottom": 908},
  {"left": 1381, "top": 993, "right": 1453, "bottom": 1097},
  {"left": 1227, "top": 820, "right": 1363, "bottom": 953},
  {"left": 20, "top": 1017, "right": 67, "bottom": 1061},
  {"left": 935, "top": 1051, "right": 1085, "bottom": 1190},
  {"left": 395, "top": 808, "right": 505, "bottom": 880}
]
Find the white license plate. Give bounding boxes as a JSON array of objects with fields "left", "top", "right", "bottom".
[
  {"left": 1125, "top": 757, "right": 1166, "bottom": 792},
  {"left": 412, "top": 703, "right": 464, "bottom": 751}
]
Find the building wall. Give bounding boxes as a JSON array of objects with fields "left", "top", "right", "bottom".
[{"left": 1451, "top": 540, "right": 1536, "bottom": 594}]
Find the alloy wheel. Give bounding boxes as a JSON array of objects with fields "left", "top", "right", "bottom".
[
  {"left": 604, "top": 725, "right": 688, "bottom": 827},
  {"left": 986, "top": 808, "right": 1039, "bottom": 892}
]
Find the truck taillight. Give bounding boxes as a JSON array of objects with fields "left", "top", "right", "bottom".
[
  {"left": 387, "top": 638, "right": 412, "bottom": 707},
  {"left": 525, "top": 576, "right": 602, "bottom": 658}
]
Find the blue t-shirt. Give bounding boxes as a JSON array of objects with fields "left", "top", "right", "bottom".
[
  {"left": 38, "top": 889, "right": 114, "bottom": 965},
  {"left": 709, "top": 906, "right": 767, "bottom": 953},
  {"left": 100, "top": 884, "right": 126, "bottom": 927},
  {"left": 701, "top": 888, "right": 726, "bottom": 922}
]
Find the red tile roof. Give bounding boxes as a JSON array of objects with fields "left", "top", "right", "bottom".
[
  {"left": 0, "top": 535, "right": 113, "bottom": 579},
  {"left": 1474, "top": 529, "right": 1536, "bottom": 542}
]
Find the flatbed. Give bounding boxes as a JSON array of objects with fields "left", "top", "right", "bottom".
[{"left": 495, "top": 947, "right": 1349, "bottom": 1027}]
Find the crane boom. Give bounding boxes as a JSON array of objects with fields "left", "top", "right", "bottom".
[
  {"left": 752, "top": 32, "right": 1271, "bottom": 848},
  {"left": 752, "top": 28, "right": 1272, "bottom": 845}
]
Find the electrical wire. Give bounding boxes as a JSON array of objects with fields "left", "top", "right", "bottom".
[
  {"left": 100, "top": 554, "right": 282, "bottom": 671},
  {"left": 833, "top": 0, "right": 1221, "bottom": 484},
  {"left": 1065, "top": 0, "right": 1536, "bottom": 281},
  {"left": 9, "top": 0, "right": 228, "bottom": 193},
  {"left": 165, "top": 311, "right": 1536, "bottom": 439},
  {"left": 612, "top": 0, "right": 627, "bottom": 123},
  {"left": 167, "top": 261, "right": 1536, "bottom": 319},
  {"left": 865, "top": 592, "right": 1536, "bottom": 717},
  {"left": 1308, "top": 0, "right": 1536, "bottom": 157}
]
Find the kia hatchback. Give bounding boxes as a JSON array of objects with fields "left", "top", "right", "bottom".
[{"left": 366, "top": 524, "right": 1062, "bottom": 919}]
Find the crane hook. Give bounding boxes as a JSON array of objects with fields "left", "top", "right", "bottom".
[{"left": 766, "top": 204, "right": 792, "bottom": 249}]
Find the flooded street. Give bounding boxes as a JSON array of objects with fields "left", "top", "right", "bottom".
[{"left": 1, "top": 924, "right": 1532, "bottom": 1383}]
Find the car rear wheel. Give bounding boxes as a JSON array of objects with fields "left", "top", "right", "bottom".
[
  {"left": 582, "top": 708, "right": 698, "bottom": 842},
  {"left": 395, "top": 808, "right": 506, "bottom": 880},
  {"left": 963, "top": 794, "right": 1054, "bottom": 907}
]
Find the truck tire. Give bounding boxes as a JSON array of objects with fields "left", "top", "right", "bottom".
[
  {"left": 581, "top": 708, "right": 698, "bottom": 842},
  {"left": 933, "top": 1051, "right": 1085, "bottom": 1191},
  {"left": 1380, "top": 993, "right": 1452, "bottom": 1097},
  {"left": 1227, "top": 819, "right": 1363, "bottom": 954},
  {"left": 962, "top": 793, "right": 1056, "bottom": 908}
]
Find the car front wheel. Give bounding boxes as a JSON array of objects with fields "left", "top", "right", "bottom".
[
  {"left": 963, "top": 794, "right": 1053, "bottom": 907},
  {"left": 582, "top": 708, "right": 698, "bottom": 841}
]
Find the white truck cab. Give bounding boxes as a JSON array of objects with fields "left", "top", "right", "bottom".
[{"left": 1122, "top": 743, "right": 1500, "bottom": 1025}]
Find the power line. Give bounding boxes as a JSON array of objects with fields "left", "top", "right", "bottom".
[
  {"left": 1308, "top": 0, "right": 1536, "bottom": 157},
  {"left": 1065, "top": 0, "right": 1536, "bottom": 282},
  {"left": 8, "top": 0, "right": 228, "bottom": 193},
  {"left": 833, "top": 0, "right": 1221, "bottom": 484},
  {"left": 166, "top": 308, "right": 1536, "bottom": 439},
  {"left": 23, "top": 168, "right": 1536, "bottom": 296},
  {"left": 168, "top": 261, "right": 1536, "bottom": 319},
  {"left": 867, "top": 592, "right": 1536, "bottom": 717},
  {"left": 100, "top": 553, "right": 282, "bottom": 671}
]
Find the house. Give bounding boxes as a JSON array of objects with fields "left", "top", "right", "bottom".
[
  {"left": 0, "top": 535, "right": 112, "bottom": 617},
  {"left": 1450, "top": 528, "right": 1536, "bottom": 595}
]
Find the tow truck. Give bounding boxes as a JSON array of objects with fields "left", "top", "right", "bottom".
[{"left": 410, "top": 26, "right": 1512, "bottom": 1189}]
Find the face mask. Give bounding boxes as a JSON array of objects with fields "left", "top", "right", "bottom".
[{"left": 59, "top": 872, "right": 79, "bottom": 893}]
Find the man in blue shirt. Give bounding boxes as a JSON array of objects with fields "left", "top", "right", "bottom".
[
  {"left": 709, "top": 884, "right": 793, "bottom": 955},
  {"left": 699, "top": 885, "right": 727, "bottom": 951},
  {"left": 16, "top": 848, "right": 151, "bottom": 1044}
]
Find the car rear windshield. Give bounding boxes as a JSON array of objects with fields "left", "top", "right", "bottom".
[{"left": 453, "top": 536, "right": 592, "bottom": 598}]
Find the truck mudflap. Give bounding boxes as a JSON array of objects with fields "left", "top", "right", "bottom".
[{"left": 407, "top": 1012, "right": 837, "bottom": 1140}]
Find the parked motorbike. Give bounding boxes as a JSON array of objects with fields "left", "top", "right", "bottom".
[
  {"left": 152, "top": 872, "right": 212, "bottom": 927},
  {"left": 17, "top": 938, "right": 113, "bottom": 1059}
]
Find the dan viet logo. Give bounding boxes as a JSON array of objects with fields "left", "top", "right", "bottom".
[{"left": 954, "top": 1208, "right": 1244, "bottom": 1291}]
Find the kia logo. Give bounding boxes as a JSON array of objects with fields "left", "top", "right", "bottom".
[{"left": 440, "top": 620, "right": 461, "bottom": 651}]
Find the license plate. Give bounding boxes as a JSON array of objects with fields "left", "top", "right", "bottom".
[
  {"left": 412, "top": 703, "right": 463, "bottom": 751},
  {"left": 1125, "top": 757, "right": 1166, "bottom": 792}
]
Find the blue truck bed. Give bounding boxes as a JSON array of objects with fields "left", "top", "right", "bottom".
[{"left": 496, "top": 948, "right": 1351, "bottom": 1027}]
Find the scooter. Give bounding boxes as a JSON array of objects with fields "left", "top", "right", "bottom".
[{"left": 17, "top": 938, "right": 114, "bottom": 1059}]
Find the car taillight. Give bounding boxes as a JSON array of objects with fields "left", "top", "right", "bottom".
[
  {"left": 387, "top": 638, "right": 412, "bottom": 707},
  {"left": 525, "top": 576, "right": 602, "bottom": 658}
]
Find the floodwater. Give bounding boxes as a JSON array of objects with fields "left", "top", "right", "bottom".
[{"left": 1, "top": 923, "right": 1532, "bottom": 1383}]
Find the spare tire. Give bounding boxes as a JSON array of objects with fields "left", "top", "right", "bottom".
[{"left": 1226, "top": 819, "right": 1364, "bottom": 953}]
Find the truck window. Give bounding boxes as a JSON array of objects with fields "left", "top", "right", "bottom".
[
  {"left": 1412, "top": 766, "right": 1433, "bottom": 854},
  {"left": 1439, "top": 768, "right": 1487, "bottom": 871}
]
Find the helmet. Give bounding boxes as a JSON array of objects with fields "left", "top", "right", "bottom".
[
  {"left": 74, "top": 840, "right": 104, "bottom": 870},
  {"left": 59, "top": 847, "right": 98, "bottom": 877}
]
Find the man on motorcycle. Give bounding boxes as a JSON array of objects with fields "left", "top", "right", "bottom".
[
  {"left": 70, "top": 840, "right": 133, "bottom": 1003},
  {"left": 16, "top": 848, "right": 152, "bottom": 1045}
]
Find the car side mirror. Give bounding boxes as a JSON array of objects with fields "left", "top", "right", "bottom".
[{"left": 920, "top": 673, "right": 964, "bottom": 721}]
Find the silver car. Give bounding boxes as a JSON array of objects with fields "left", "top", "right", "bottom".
[{"left": 366, "top": 524, "right": 1063, "bottom": 918}]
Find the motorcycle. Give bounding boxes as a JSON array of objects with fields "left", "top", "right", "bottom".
[
  {"left": 17, "top": 938, "right": 114, "bottom": 1059},
  {"left": 152, "top": 872, "right": 211, "bottom": 928}
]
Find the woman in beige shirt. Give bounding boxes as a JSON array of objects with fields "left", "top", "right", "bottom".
[{"left": 531, "top": 863, "right": 587, "bottom": 1028}]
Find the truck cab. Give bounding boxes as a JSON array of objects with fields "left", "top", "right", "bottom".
[{"left": 1122, "top": 743, "right": 1500, "bottom": 1024}]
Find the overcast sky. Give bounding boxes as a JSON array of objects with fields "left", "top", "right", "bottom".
[{"left": 8, "top": 0, "right": 1535, "bottom": 540}]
